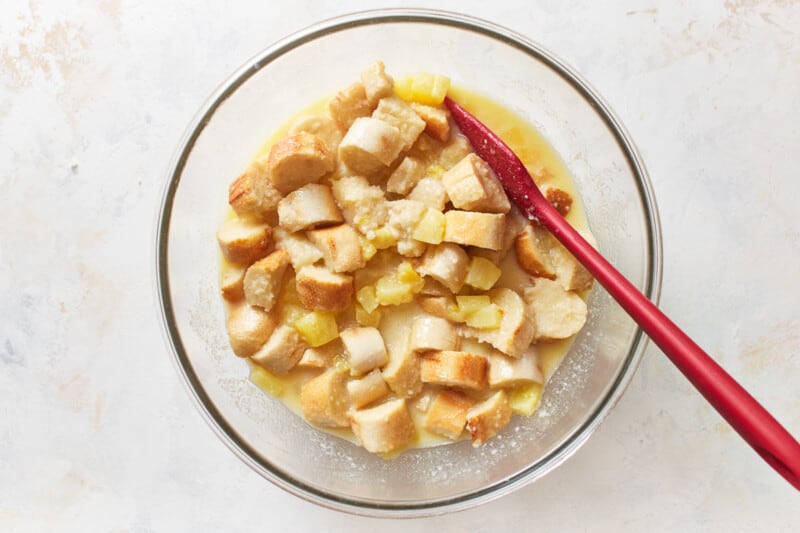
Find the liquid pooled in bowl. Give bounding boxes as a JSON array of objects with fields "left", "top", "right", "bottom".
[{"left": 216, "top": 62, "right": 595, "bottom": 456}]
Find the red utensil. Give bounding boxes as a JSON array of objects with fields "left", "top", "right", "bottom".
[{"left": 444, "top": 96, "right": 800, "bottom": 490}]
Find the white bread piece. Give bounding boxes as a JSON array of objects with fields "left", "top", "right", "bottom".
[
  {"left": 386, "top": 156, "right": 425, "bottom": 195},
  {"left": 424, "top": 389, "right": 473, "bottom": 440},
  {"left": 297, "top": 340, "right": 342, "bottom": 369},
  {"left": 409, "top": 315, "right": 458, "bottom": 353},
  {"left": 420, "top": 350, "right": 488, "bottom": 391},
  {"left": 217, "top": 217, "right": 273, "bottom": 265},
  {"left": 523, "top": 278, "right": 588, "bottom": 341},
  {"left": 466, "top": 390, "right": 511, "bottom": 446},
  {"left": 443, "top": 211, "right": 505, "bottom": 250},
  {"left": 464, "top": 288, "right": 534, "bottom": 358},
  {"left": 372, "top": 96, "right": 426, "bottom": 152},
  {"left": 328, "top": 81, "right": 372, "bottom": 131},
  {"left": 438, "top": 134, "right": 472, "bottom": 169},
  {"left": 226, "top": 304, "right": 278, "bottom": 357},
  {"left": 330, "top": 176, "right": 389, "bottom": 235},
  {"left": 418, "top": 243, "right": 469, "bottom": 294},
  {"left": 410, "top": 102, "right": 450, "bottom": 142},
  {"left": 408, "top": 132, "right": 444, "bottom": 161},
  {"left": 386, "top": 199, "right": 427, "bottom": 257},
  {"left": 267, "top": 132, "right": 334, "bottom": 194},
  {"left": 473, "top": 205, "right": 528, "bottom": 263},
  {"left": 273, "top": 228, "right": 323, "bottom": 270},
  {"left": 407, "top": 177, "right": 448, "bottom": 211},
  {"left": 228, "top": 166, "right": 283, "bottom": 221},
  {"left": 488, "top": 346, "right": 543, "bottom": 389},
  {"left": 340, "top": 327, "right": 389, "bottom": 375},
  {"left": 419, "top": 277, "right": 450, "bottom": 296},
  {"left": 515, "top": 224, "right": 556, "bottom": 279},
  {"left": 288, "top": 114, "right": 342, "bottom": 154},
  {"left": 250, "top": 324, "right": 307, "bottom": 374},
  {"left": 442, "top": 154, "right": 510, "bottom": 213},
  {"left": 338, "top": 117, "right": 403, "bottom": 175},
  {"left": 301, "top": 367, "right": 349, "bottom": 428},
  {"left": 542, "top": 184, "right": 573, "bottom": 217},
  {"left": 381, "top": 336, "right": 422, "bottom": 398},
  {"left": 243, "top": 250, "right": 291, "bottom": 311},
  {"left": 360, "top": 61, "right": 394, "bottom": 106},
  {"left": 220, "top": 263, "right": 246, "bottom": 301},
  {"left": 277, "top": 183, "right": 343, "bottom": 232},
  {"left": 347, "top": 368, "right": 390, "bottom": 409},
  {"left": 306, "top": 223, "right": 366, "bottom": 273},
  {"left": 349, "top": 398, "right": 415, "bottom": 454},
  {"left": 295, "top": 265, "right": 353, "bottom": 312},
  {"left": 418, "top": 295, "right": 455, "bottom": 321},
  {"left": 549, "top": 232, "right": 594, "bottom": 291}
]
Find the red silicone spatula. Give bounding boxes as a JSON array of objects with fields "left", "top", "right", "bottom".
[{"left": 444, "top": 96, "right": 800, "bottom": 490}]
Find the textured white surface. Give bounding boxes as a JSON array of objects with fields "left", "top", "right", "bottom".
[{"left": 1, "top": 1, "right": 798, "bottom": 531}]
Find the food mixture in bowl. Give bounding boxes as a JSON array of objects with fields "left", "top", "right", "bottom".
[{"left": 216, "top": 62, "right": 595, "bottom": 456}]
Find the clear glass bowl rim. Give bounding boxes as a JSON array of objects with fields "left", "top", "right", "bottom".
[{"left": 155, "top": 8, "right": 663, "bottom": 518}]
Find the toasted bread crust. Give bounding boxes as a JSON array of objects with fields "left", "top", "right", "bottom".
[
  {"left": 295, "top": 266, "right": 353, "bottom": 312},
  {"left": 420, "top": 350, "right": 488, "bottom": 390}
]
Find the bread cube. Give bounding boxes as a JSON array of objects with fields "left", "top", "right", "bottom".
[
  {"left": 386, "top": 199, "right": 428, "bottom": 257},
  {"left": 273, "top": 228, "right": 323, "bottom": 270},
  {"left": 306, "top": 223, "right": 366, "bottom": 273},
  {"left": 488, "top": 346, "right": 543, "bottom": 389},
  {"left": 297, "top": 340, "right": 342, "bottom": 369},
  {"left": 515, "top": 224, "right": 556, "bottom": 279},
  {"left": 349, "top": 398, "right": 415, "bottom": 454},
  {"left": 409, "top": 316, "right": 458, "bottom": 353},
  {"left": 250, "top": 324, "right": 307, "bottom": 374},
  {"left": 295, "top": 265, "right": 353, "bottom": 312},
  {"left": 243, "top": 249, "right": 291, "bottom": 311},
  {"left": 438, "top": 134, "right": 473, "bottom": 169},
  {"left": 347, "top": 368, "right": 390, "bottom": 408},
  {"left": 443, "top": 211, "right": 505, "bottom": 250},
  {"left": 228, "top": 167, "right": 282, "bottom": 221},
  {"left": 420, "top": 277, "right": 450, "bottom": 296},
  {"left": 442, "top": 154, "right": 510, "bottom": 213},
  {"left": 549, "top": 235, "right": 594, "bottom": 291},
  {"left": 220, "top": 263, "right": 246, "bottom": 301},
  {"left": 267, "top": 132, "right": 334, "bottom": 194},
  {"left": 328, "top": 81, "right": 372, "bottom": 131},
  {"left": 330, "top": 176, "right": 389, "bottom": 235},
  {"left": 543, "top": 185, "right": 573, "bottom": 217},
  {"left": 418, "top": 243, "right": 470, "bottom": 293},
  {"left": 466, "top": 390, "right": 512, "bottom": 446},
  {"left": 288, "top": 114, "right": 342, "bottom": 154},
  {"left": 523, "top": 278, "right": 588, "bottom": 341},
  {"left": 225, "top": 304, "right": 277, "bottom": 357},
  {"left": 424, "top": 390, "right": 473, "bottom": 440},
  {"left": 410, "top": 102, "right": 450, "bottom": 142},
  {"left": 340, "top": 327, "right": 388, "bottom": 375},
  {"left": 386, "top": 156, "right": 425, "bottom": 195},
  {"left": 465, "top": 288, "right": 534, "bottom": 358},
  {"left": 217, "top": 217, "right": 273, "bottom": 265},
  {"left": 420, "top": 350, "right": 487, "bottom": 390},
  {"left": 372, "top": 96, "right": 426, "bottom": 151},
  {"left": 338, "top": 117, "right": 403, "bottom": 175},
  {"left": 360, "top": 61, "right": 394, "bottom": 106},
  {"left": 407, "top": 177, "right": 448, "bottom": 211},
  {"left": 381, "top": 337, "right": 422, "bottom": 398},
  {"left": 301, "top": 368, "right": 349, "bottom": 428},
  {"left": 278, "top": 183, "right": 343, "bottom": 232},
  {"left": 474, "top": 205, "right": 529, "bottom": 264}
]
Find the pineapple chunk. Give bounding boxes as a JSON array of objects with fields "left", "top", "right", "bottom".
[
  {"left": 356, "top": 285, "right": 380, "bottom": 313},
  {"left": 396, "top": 261, "right": 423, "bottom": 287},
  {"left": 412, "top": 208, "right": 446, "bottom": 244},
  {"left": 393, "top": 75, "right": 414, "bottom": 101},
  {"left": 426, "top": 164, "right": 446, "bottom": 180},
  {"left": 293, "top": 311, "right": 339, "bottom": 347},
  {"left": 360, "top": 238, "right": 378, "bottom": 261},
  {"left": 375, "top": 274, "right": 415, "bottom": 306},
  {"left": 370, "top": 226, "right": 398, "bottom": 249},
  {"left": 395, "top": 73, "right": 451, "bottom": 105},
  {"left": 355, "top": 304, "right": 382, "bottom": 327},
  {"left": 456, "top": 295, "right": 491, "bottom": 317},
  {"left": 509, "top": 383, "right": 543, "bottom": 416},
  {"left": 333, "top": 354, "right": 351, "bottom": 373},
  {"left": 249, "top": 364, "right": 284, "bottom": 397},
  {"left": 465, "top": 303, "right": 503, "bottom": 329},
  {"left": 465, "top": 256, "right": 502, "bottom": 290}
]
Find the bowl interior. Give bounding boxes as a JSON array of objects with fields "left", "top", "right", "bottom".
[{"left": 159, "top": 12, "right": 659, "bottom": 515}]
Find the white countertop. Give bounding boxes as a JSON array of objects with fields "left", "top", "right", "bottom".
[{"left": 1, "top": 1, "right": 798, "bottom": 531}]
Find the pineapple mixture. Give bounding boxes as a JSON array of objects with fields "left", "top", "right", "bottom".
[{"left": 217, "top": 62, "right": 594, "bottom": 455}]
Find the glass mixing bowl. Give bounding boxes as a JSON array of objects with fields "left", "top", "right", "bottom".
[{"left": 156, "top": 9, "right": 662, "bottom": 517}]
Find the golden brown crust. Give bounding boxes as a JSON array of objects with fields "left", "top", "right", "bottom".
[
  {"left": 543, "top": 186, "right": 573, "bottom": 217},
  {"left": 410, "top": 102, "right": 451, "bottom": 142},
  {"left": 443, "top": 211, "right": 505, "bottom": 250},
  {"left": 514, "top": 224, "right": 556, "bottom": 279},
  {"left": 225, "top": 304, "right": 278, "bottom": 357},
  {"left": 420, "top": 350, "right": 488, "bottom": 390},
  {"left": 349, "top": 398, "right": 415, "bottom": 453},
  {"left": 301, "top": 368, "right": 350, "bottom": 428},
  {"left": 295, "top": 266, "right": 353, "bottom": 312},
  {"left": 466, "top": 390, "right": 511, "bottom": 446},
  {"left": 243, "top": 249, "right": 291, "bottom": 311},
  {"left": 220, "top": 263, "right": 246, "bottom": 302},
  {"left": 267, "top": 132, "right": 334, "bottom": 194},
  {"left": 216, "top": 218, "right": 273, "bottom": 265},
  {"left": 306, "top": 223, "right": 366, "bottom": 273},
  {"left": 329, "top": 81, "right": 372, "bottom": 131},
  {"left": 424, "top": 389, "right": 473, "bottom": 440}
]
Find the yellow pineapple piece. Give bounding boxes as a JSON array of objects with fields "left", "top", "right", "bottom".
[
  {"left": 412, "top": 208, "right": 446, "bottom": 245},
  {"left": 410, "top": 73, "right": 451, "bottom": 105},
  {"left": 465, "top": 256, "right": 502, "bottom": 290},
  {"left": 375, "top": 274, "right": 415, "bottom": 306},
  {"left": 355, "top": 303, "right": 382, "bottom": 327},
  {"left": 333, "top": 354, "right": 351, "bottom": 373},
  {"left": 394, "top": 75, "right": 414, "bottom": 101},
  {"left": 249, "top": 364, "right": 284, "bottom": 397},
  {"left": 293, "top": 311, "right": 339, "bottom": 347},
  {"left": 456, "top": 295, "right": 491, "bottom": 317},
  {"left": 356, "top": 285, "right": 379, "bottom": 313},
  {"left": 426, "top": 164, "right": 446, "bottom": 180},
  {"left": 465, "top": 303, "right": 503, "bottom": 329},
  {"left": 509, "top": 383, "right": 543, "bottom": 416},
  {"left": 370, "top": 227, "right": 398, "bottom": 249},
  {"left": 396, "top": 261, "right": 423, "bottom": 288},
  {"left": 360, "top": 237, "right": 378, "bottom": 261}
]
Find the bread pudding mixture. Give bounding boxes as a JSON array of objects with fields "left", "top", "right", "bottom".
[{"left": 217, "top": 62, "right": 594, "bottom": 455}]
